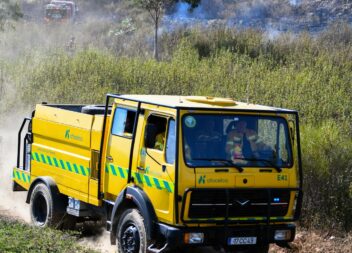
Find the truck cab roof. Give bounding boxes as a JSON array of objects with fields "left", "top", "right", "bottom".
[{"left": 116, "top": 94, "right": 297, "bottom": 113}]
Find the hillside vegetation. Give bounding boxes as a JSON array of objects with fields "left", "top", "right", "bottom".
[{"left": 0, "top": 21, "right": 351, "bottom": 232}]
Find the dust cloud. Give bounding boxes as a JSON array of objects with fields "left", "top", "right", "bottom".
[
  {"left": 0, "top": 113, "right": 31, "bottom": 223},
  {"left": 0, "top": 2, "right": 126, "bottom": 250}
]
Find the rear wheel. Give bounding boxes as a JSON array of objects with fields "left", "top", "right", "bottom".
[
  {"left": 116, "top": 208, "right": 147, "bottom": 253},
  {"left": 30, "top": 183, "right": 63, "bottom": 228}
]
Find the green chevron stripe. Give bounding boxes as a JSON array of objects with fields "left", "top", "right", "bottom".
[
  {"left": 144, "top": 175, "right": 152, "bottom": 187},
  {"left": 16, "top": 171, "right": 20, "bottom": 180},
  {"left": 13, "top": 169, "right": 31, "bottom": 184},
  {"left": 40, "top": 154, "right": 47, "bottom": 164},
  {"left": 112, "top": 164, "right": 119, "bottom": 176},
  {"left": 53, "top": 157, "right": 59, "bottom": 167},
  {"left": 60, "top": 159, "right": 66, "bottom": 170},
  {"left": 31, "top": 151, "right": 90, "bottom": 177},
  {"left": 21, "top": 173, "right": 27, "bottom": 182},
  {"left": 153, "top": 177, "right": 162, "bottom": 190},
  {"left": 35, "top": 153, "right": 40, "bottom": 162},
  {"left": 163, "top": 180, "right": 172, "bottom": 193},
  {"left": 66, "top": 162, "right": 73, "bottom": 172},
  {"left": 104, "top": 163, "right": 174, "bottom": 193},
  {"left": 135, "top": 172, "right": 143, "bottom": 184},
  {"left": 118, "top": 167, "right": 125, "bottom": 179},
  {"left": 47, "top": 156, "right": 53, "bottom": 166},
  {"left": 79, "top": 165, "right": 86, "bottom": 176}
]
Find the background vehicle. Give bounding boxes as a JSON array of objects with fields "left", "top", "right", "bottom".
[
  {"left": 44, "top": 0, "right": 77, "bottom": 23},
  {"left": 12, "top": 95, "right": 303, "bottom": 253}
]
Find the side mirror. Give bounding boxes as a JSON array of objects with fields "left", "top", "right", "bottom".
[{"left": 145, "top": 124, "right": 157, "bottom": 148}]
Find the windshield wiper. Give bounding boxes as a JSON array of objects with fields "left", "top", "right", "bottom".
[
  {"left": 256, "top": 159, "right": 282, "bottom": 172},
  {"left": 234, "top": 157, "right": 282, "bottom": 173},
  {"left": 192, "top": 158, "right": 244, "bottom": 172}
]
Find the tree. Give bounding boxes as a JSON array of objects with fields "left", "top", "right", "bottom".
[
  {"left": 0, "top": 0, "right": 22, "bottom": 31},
  {"left": 135, "top": 0, "right": 200, "bottom": 60}
]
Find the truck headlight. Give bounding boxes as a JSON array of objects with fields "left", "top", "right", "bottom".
[
  {"left": 184, "top": 233, "right": 204, "bottom": 244},
  {"left": 274, "top": 230, "right": 291, "bottom": 241}
]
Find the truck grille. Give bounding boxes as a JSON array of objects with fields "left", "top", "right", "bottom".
[{"left": 188, "top": 189, "right": 290, "bottom": 219}]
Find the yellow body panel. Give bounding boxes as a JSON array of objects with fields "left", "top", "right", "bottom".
[{"left": 30, "top": 104, "right": 101, "bottom": 205}]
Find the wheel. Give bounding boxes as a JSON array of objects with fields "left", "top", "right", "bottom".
[
  {"left": 116, "top": 208, "right": 147, "bottom": 253},
  {"left": 30, "top": 183, "right": 64, "bottom": 228}
]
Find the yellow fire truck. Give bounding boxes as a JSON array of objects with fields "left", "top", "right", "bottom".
[{"left": 13, "top": 95, "right": 303, "bottom": 253}]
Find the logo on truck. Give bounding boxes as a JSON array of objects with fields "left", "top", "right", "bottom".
[
  {"left": 64, "top": 129, "right": 83, "bottom": 141},
  {"left": 65, "top": 129, "right": 70, "bottom": 139},
  {"left": 198, "top": 175, "right": 206, "bottom": 184}
]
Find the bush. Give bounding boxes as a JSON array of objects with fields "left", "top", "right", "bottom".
[{"left": 301, "top": 121, "right": 352, "bottom": 231}]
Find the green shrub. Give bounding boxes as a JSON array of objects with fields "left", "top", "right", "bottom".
[
  {"left": 301, "top": 121, "right": 352, "bottom": 231},
  {"left": 0, "top": 217, "right": 96, "bottom": 252}
]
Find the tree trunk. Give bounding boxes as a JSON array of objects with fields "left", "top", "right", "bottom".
[{"left": 154, "top": 15, "right": 159, "bottom": 60}]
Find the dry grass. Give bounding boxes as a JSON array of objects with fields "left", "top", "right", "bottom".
[{"left": 271, "top": 229, "right": 352, "bottom": 253}]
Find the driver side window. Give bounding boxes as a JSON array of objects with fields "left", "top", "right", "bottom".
[{"left": 145, "top": 115, "right": 167, "bottom": 151}]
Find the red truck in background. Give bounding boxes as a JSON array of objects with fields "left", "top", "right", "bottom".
[{"left": 44, "top": 0, "right": 78, "bottom": 23}]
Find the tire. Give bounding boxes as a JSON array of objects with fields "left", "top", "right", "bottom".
[
  {"left": 116, "top": 208, "right": 147, "bottom": 253},
  {"left": 30, "top": 183, "right": 64, "bottom": 228}
]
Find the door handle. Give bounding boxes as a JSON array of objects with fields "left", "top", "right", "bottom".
[
  {"left": 137, "top": 166, "right": 145, "bottom": 171},
  {"left": 106, "top": 156, "right": 114, "bottom": 163}
]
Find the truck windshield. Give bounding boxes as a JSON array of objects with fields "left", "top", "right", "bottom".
[{"left": 182, "top": 114, "right": 293, "bottom": 168}]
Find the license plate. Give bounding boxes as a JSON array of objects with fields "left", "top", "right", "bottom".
[{"left": 227, "top": 237, "right": 257, "bottom": 245}]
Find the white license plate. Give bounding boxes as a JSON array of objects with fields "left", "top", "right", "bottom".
[{"left": 227, "top": 237, "right": 257, "bottom": 245}]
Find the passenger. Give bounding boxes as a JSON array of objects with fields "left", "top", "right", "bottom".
[
  {"left": 154, "top": 131, "right": 165, "bottom": 151},
  {"left": 226, "top": 120, "right": 258, "bottom": 162}
]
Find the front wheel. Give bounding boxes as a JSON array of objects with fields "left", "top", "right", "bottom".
[{"left": 117, "top": 208, "right": 147, "bottom": 253}]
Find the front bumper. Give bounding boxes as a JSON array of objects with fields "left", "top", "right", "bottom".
[{"left": 156, "top": 223, "right": 296, "bottom": 249}]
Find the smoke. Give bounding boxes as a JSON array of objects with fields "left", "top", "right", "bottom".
[
  {"left": 164, "top": 0, "right": 352, "bottom": 36},
  {"left": 289, "top": 0, "right": 300, "bottom": 6}
]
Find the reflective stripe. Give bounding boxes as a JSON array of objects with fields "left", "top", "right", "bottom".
[
  {"left": 118, "top": 167, "right": 125, "bottom": 179},
  {"left": 13, "top": 168, "right": 31, "bottom": 184},
  {"left": 110, "top": 164, "right": 117, "bottom": 176},
  {"left": 53, "top": 158, "right": 59, "bottom": 167},
  {"left": 105, "top": 164, "right": 174, "bottom": 193},
  {"left": 31, "top": 152, "right": 90, "bottom": 177}
]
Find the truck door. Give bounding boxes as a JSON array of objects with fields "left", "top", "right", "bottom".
[
  {"left": 136, "top": 113, "right": 176, "bottom": 223},
  {"left": 105, "top": 107, "right": 136, "bottom": 196}
]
